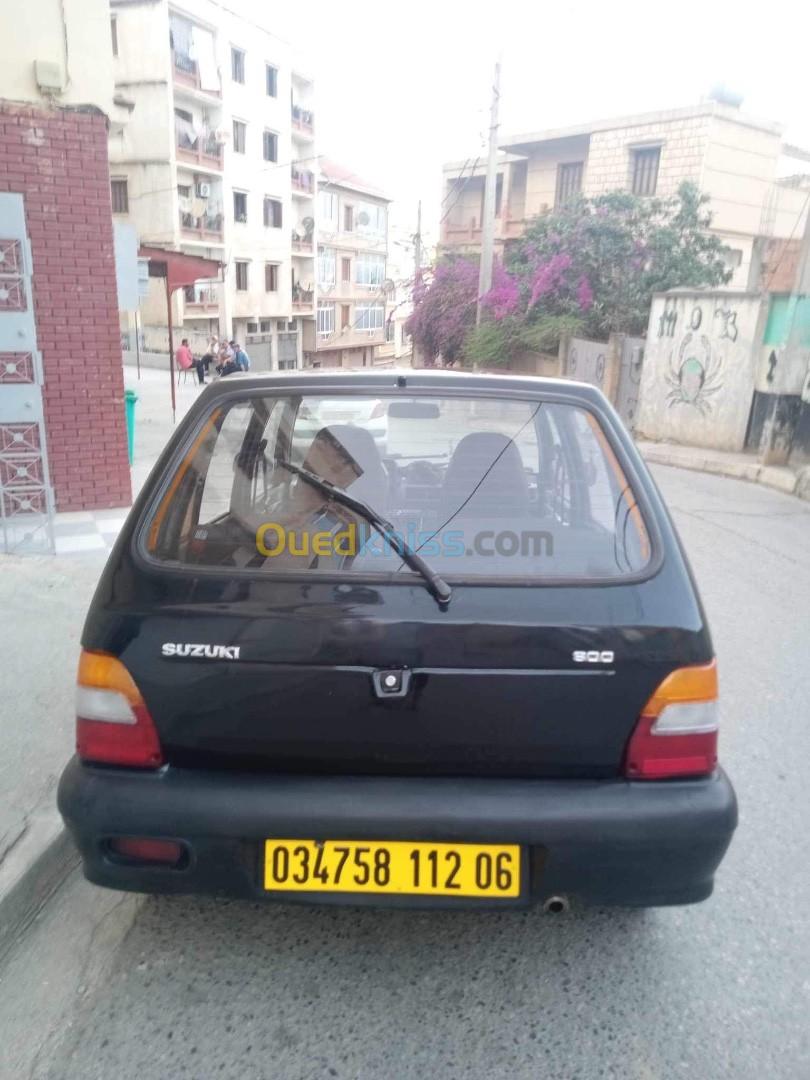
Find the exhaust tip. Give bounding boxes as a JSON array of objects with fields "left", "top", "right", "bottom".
[{"left": 542, "top": 895, "right": 570, "bottom": 914}]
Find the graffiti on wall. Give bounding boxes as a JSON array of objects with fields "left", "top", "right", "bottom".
[{"left": 665, "top": 317, "right": 725, "bottom": 415}]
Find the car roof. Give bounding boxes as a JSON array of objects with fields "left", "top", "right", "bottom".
[{"left": 203, "top": 368, "right": 608, "bottom": 404}]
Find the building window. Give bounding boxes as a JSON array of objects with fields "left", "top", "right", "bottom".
[
  {"left": 177, "top": 183, "right": 191, "bottom": 199},
  {"left": 385, "top": 317, "right": 395, "bottom": 343},
  {"left": 355, "top": 252, "right": 385, "bottom": 287},
  {"left": 318, "top": 247, "right": 336, "bottom": 287},
  {"left": 266, "top": 64, "right": 278, "bottom": 96},
  {"left": 263, "top": 130, "right": 278, "bottom": 163},
  {"left": 317, "top": 302, "right": 335, "bottom": 335},
  {"left": 555, "top": 162, "right": 583, "bottom": 206},
  {"left": 110, "top": 16, "right": 118, "bottom": 57},
  {"left": 247, "top": 321, "right": 259, "bottom": 334},
  {"left": 341, "top": 257, "right": 351, "bottom": 283},
  {"left": 355, "top": 302, "right": 385, "bottom": 332},
  {"left": 231, "top": 47, "right": 245, "bottom": 83},
  {"left": 235, "top": 261, "right": 249, "bottom": 291},
  {"left": 319, "top": 191, "right": 337, "bottom": 224},
  {"left": 263, "top": 197, "right": 282, "bottom": 228},
  {"left": 110, "top": 178, "right": 129, "bottom": 213},
  {"left": 356, "top": 202, "right": 386, "bottom": 236},
  {"left": 341, "top": 304, "right": 351, "bottom": 330},
  {"left": 265, "top": 263, "right": 279, "bottom": 292},
  {"left": 232, "top": 120, "right": 246, "bottom": 153},
  {"left": 631, "top": 147, "right": 661, "bottom": 196},
  {"left": 233, "top": 191, "right": 248, "bottom": 222},
  {"left": 343, "top": 204, "right": 354, "bottom": 232},
  {"left": 260, "top": 319, "right": 272, "bottom": 333}
]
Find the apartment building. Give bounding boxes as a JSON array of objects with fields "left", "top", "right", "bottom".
[
  {"left": 440, "top": 101, "right": 810, "bottom": 291},
  {"left": 109, "top": 0, "right": 316, "bottom": 368},
  {"left": 304, "top": 160, "right": 391, "bottom": 368}
]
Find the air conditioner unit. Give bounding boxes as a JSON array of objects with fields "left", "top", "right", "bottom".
[{"left": 196, "top": 182, "right": 211, "bottom": 198}]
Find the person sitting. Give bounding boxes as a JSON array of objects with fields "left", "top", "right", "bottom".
[
  {"left": 231, "top": 341, "right": 251, "bottom": 372},
  {"left": 176, "top": 339, "right": 195, "bottom": 380}
]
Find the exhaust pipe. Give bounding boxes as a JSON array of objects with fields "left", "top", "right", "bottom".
[{"left": 542, "top": 895, "right": 570, "bottom": 914}]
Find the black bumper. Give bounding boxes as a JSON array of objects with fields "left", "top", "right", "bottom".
[{"left": 57, "top": 757, "right": 737, "bottom": 908}]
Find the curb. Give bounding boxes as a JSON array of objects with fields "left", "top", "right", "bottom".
[
  {"left": 0, "top": 813, "right": 78, "bottom": 963},
  {"left": 639, "top": 445, "right": 810, "bottom": 502}
]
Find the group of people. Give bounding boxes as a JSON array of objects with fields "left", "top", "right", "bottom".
[{"left": 175, "top": 336, "right": 251, "bottom": 385}]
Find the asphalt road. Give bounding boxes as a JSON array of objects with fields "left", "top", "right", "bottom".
[{"left": 2, "top": 464, "right": 809, "bottom": 1080}]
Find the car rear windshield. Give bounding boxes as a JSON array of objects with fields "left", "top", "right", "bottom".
[{"left": 142, "top": 393, "right": 652, "bottom": 580}]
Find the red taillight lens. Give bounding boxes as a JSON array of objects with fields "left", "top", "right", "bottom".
[
  {"left": 76, "top": 650, "right": 164, "bottom": 768},
  {"left": 107, "top": 838, "right": 184, "bottom": 865},
  {"left": 624, "top": 661, "right": 719, "bottom": 780}
]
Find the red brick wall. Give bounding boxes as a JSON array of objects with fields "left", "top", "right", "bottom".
[{"left": 0, "top": 102, "right": 131, "bottom": 511}]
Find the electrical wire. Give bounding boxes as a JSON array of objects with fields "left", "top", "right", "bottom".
[{"left": 439, "top": 154, "right": 483, "bottom": 226}]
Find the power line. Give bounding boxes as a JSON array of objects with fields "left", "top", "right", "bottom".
[{"left": 439, "top": 154, "right": 483, "bottom": 226}]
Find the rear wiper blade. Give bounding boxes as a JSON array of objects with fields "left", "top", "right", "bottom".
[{"left": 279, "top": 461, "right": 452, "bottom": 607}]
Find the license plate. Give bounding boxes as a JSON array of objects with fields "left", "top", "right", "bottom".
[{"left": 263, "top": 839, "right": 521, "bottom": 898}]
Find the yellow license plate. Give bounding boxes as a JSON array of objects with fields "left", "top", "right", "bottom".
[{"left": 263, "top": 839, "right": 521, "bottom": 898}]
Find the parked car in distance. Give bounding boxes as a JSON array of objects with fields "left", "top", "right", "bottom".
[{"left": 59, "top": 370, "right": 737, "bottom": 911}]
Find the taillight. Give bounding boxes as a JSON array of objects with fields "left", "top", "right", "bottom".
[
  {"left": 107, "top": 837, "right": 184, "bottom": 865},
  {"left": 76, "top": 650, "right": 164, "bottom": 768},
  {"left": 368, "top": 400, "right": 387, "bottom": 419},
  {"left": 624, "top": 660, "right": 718, "bottom": 780}
]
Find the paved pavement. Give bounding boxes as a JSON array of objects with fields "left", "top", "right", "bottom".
[{"left": 0, "top": 464, "right": 807, "bottom": 1079}]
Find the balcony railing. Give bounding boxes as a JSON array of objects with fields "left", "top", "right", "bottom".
[
  {"left": 292, "top": 285, "right": 314, "bottom": 310},
  {"left": 179, "top": 210, "right": 224, "bottom": 241},
  {"left": 183, "top": 286, "right": 219, "bottom": 313},
  {"left": 292, "top": 232, "right": 314, "bottom": 254},
  {"left": 176, "top": 130, "right": 223, "bottom": 170},
  {"left": 172, "top": 50, "right": 221, "bottom": 96},
  {"left": 291, "top": 104, "right": 315, "bottom": 136},
  {"left": 291, "top": 167, "right": 315, "bottom": 195}
]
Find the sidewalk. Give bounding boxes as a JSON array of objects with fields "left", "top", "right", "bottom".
[
  {"left": 0, "top": 365, "right": 202, "bottom": 955},
  {"left": 637, "top": 440, "right": 810, "bottom": 502}
]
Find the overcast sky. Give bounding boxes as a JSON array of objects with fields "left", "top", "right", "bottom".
[{"left": 267, "top": 0, "right": 809, "bottom": 240}]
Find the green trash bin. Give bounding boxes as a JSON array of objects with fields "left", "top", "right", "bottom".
[{"left": 124, "top": 388, "right": 138, "bottom": 465}]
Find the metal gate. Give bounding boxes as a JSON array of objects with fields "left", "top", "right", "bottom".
[
  {"left": 615, "top": 336, "right": 645, "bottom": 430},
  {"left": 0, "top": 194, "right": 54, "bottom": 554}
]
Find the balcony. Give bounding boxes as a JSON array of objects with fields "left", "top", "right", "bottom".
[
  {"left": 179, "top": 210, "right": 224, "bottom": 242},
  {"left": 292, "top": 230, "right": 314, "bottom": 256},
  {"left": 183, "top": 285, "right": 219, "bottom": 315},
  {"left": 292, "top": 284, "right": 314, "bottom": 312},
  {"left": 291, "top": 166, "right": 315, "bottom": 197},
  {"left": 291, "top": 104, "right": 315, "bottom": 138},
  {"left": 176, "top": 130, "right": 223, "bottom": 170},
  {"left": 172, "top": 50, "right": 221, "bottom": 96}
]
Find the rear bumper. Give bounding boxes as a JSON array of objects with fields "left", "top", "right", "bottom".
[{"left": 58, "top": 757, "right": 737, "bottom": 908}]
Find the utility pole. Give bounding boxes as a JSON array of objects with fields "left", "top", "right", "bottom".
[
  {"left": 411, "top": 200, "right": 422, "bottom": 367},
  {"left": 476, "top": 60, "right": 501, "bottom": 327},
  {"left": 414, "top": 200, "right": 422, "bottom": 285}
]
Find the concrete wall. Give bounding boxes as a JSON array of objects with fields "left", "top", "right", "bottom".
[
  {"left": 636, "top": 290, "right": 765, "bottom": 452},
  {"left": 0, "top": 0, "right": 117, "bottom": 116},
  {"left": 524, "top": 136, "right": 591, "bottom": 215},
  {"left": 0, "top": 103, "right": 131, "bottom": 510}
]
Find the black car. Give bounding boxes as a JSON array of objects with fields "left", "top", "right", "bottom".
[{"left": 59, "top": 370, "right": 737, "bottom": 910}]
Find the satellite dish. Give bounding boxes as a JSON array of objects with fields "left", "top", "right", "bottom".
[
  {"left": 357, "top": 210, "right": 370, "bottom": 226},
  {"left": 302, "top": 216, "right": 315, "bottom": 234}
]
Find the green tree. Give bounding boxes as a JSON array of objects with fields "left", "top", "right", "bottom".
[{"left": 507, "top": 181, "right": 732, "bottom": 339}]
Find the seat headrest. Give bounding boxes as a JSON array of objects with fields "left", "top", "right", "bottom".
[
  {"left": 442, "top": 431, "right": 529, "bottom": 517},
  {"left": 303, "top": 424, "right": 387, "bottom": 510}
]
